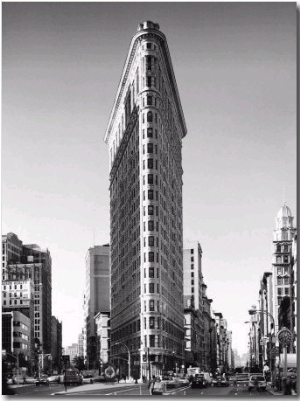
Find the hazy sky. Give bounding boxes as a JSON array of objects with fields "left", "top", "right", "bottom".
[{"left": 2, "top": 2, "right": 297, "bottom": 355}]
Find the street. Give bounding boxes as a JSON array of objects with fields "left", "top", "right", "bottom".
[{"left": 12, "top": 381, "right": 275, "bottom": 397}]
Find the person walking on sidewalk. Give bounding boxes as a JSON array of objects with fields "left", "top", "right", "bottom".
[{"left": 148, "top": 375, "right": 156, "bottom": 395}]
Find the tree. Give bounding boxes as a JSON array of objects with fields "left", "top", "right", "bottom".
[{"left": 72, "top": 356, "right": 85, "bottom": 371}]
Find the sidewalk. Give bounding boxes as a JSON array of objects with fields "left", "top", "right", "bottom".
[{"left": 267, "top": 385, "right": 284, "bottom": 396}]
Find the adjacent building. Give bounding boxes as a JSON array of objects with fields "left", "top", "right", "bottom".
[
  {"left": 94, "top": 311, "right": 110, "bottom": 372},
  {"left": 84, "top": 244, "right": 110, "bottom": 369},
  {"left": 272, "top": 204, "right": 296, "bottom": 333},
  {"left": 51, "top": 316, "right": 62, "bottom": 373},
  {"left": 183, "top": 241, "right": 204, "bottom": 369},
  {"left": 2, "top": 233, "right": 53, "bottom": 370},
  {"left": 2, "top": 311, "right": 31, "bottom": 372},
  {"left": 105, "top": 21, "right": 187, "bottom": 379}
]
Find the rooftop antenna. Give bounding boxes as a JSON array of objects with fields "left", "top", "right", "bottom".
[{"left": 283, "top": 184, "right": 286, "bottom": 205}]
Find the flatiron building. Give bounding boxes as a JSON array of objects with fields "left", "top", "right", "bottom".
[{"left": 104, "top": 21, "right": 187, "bottom": 378}]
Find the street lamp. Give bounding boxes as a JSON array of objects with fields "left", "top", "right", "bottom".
[{"left": 115, "top": 342, "right": 131, "bottom": 381}]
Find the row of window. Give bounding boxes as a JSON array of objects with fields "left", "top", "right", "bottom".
[
  {"left": 3, "top": 300, "right": 24, "bottom": 305},
  {"left": 277, "top": 287, "right": 290, "bottom": 296},
  {"left": 3, "top": 284, "right": 24, "bottom": 290},
  {"left": 277, "top": 267, "right": 289, "bottom": 275},
  {"left": 3, "top": 292, "right": 25, "bottom": 297}
]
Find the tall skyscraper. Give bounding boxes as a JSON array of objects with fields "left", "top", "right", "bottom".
[
  {"left": 84, "top": 244, "right": 110, "bottom": 369},
  {"left": 272, "top": 204, "right": 296, "bottom": 333},
  {"left": 104, "top": 21, "right": 187, "bottom": 378}
]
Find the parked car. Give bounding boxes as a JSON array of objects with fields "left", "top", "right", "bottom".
[
  {"left": 60, "top": 369, "right": 82, "bottom": 386},
  {"left": 81, "top": 373, "right": 94, "bottom": 384},
  {"left": 191, "top": 374, "right": 207, "bottom": 389},
  {"left": 47, "top": 375, "right": 60, "bottom": 384},
  {"left": 35, "top": 374, "right": 49, "bottom": 386},
  {"left": 212, "top": 375, "right": 229, "bottom": 387},
  {"left": 248, "top": 375, "right": 267, "bottom": 392}
]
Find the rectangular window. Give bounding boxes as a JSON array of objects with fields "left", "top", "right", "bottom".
[
  {"left": 150, "top": 335, "right": 155, "bottom": 347},
  {"left": 191, "top": 249, "right": 194, "bottom": 254},
  {"left": 191, "top": 257, "right": 194, "bottom": 262},
  {"left": 149, "top": 317, "right": 155, "bottom": 329},
  {"left": 147, "top": 96, "right": 152, "bottom": 105},
  {"left": 149, "top": 283, "right": 155, "bottom": 293},
  {"left": 285, "top": 288, "right": 289, "bottom": 295},
  {"left": 148, "top": 221, "right": 154, "bottom": 231},
  {"left": 148, "top": 205, "right": 154, "bottom": 215},
  {"left": 149, "top": 252, "right": 154, "bottom": 262},
  {"left": 147, "top": 159, "right": 153, "bottom": 169},
  {"left": 147, "top": 143, "right": 154, "bottom": 153},
  {"left": 149, "top": 267, "right": 155, "bottom": 278},
  {"left": 148, "top": 190, "right": 154, "bottom": 200},
  {"left": 148, "top": 236, "right": 154, "bottom": 247},
  {"left": 149, "top": 300, "right": 155, "bottom": 311},
  {"left": 191, "top": 264, "right": 194, "bottom": 270},
  {"left": 277, "top": 277, "right": 283, "bottom": 285},
  {"left": 147, "top": 128, "right": 153, "bottom": 137},
  {"left": 277, "top": 288, "right": 282, "bottom": 295},
  {"left": 148, "top": 174, "right": 154, "bottom": 184}
]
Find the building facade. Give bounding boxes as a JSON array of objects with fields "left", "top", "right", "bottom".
[
  {"left": 2, "top": 233, "right": 23, "bottom": 281},
  {"left": 105, "top": 21, "right": 187, "bottom": 379},
  {"left": 183, "top": 241, "right": 204, "bottom": 369},
  {"left": 2, "top": 233, "right": 53, "bottom": 358},
  {"left": 94, "top": 311, "right": 110, "bottom": 372},
  {"left": 51, "top": 316, "right": 62, "bottom": 373},
  {"left": 290, "top": 234, "right": 297, "bottom": 352},
  {"left": 272, "top": 204, "right": 296, "bottom": 333},
  {"left": 2, "top": 311, "right": 31, "bottom": 373},
  {"left": 84, "top": 244, "right": 110, "bottom": 368}
]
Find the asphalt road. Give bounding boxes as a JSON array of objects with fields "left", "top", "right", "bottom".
[{"left": 11, "top": 381, "right": 275, "bottom": 397}]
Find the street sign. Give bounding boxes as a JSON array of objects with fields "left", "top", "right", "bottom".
[{"left": 277, "top": 327, "right": 293, "bottom": 347}]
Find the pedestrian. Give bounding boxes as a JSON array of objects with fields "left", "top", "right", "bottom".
[
  {"left": 152, "top": 377, "right": 164, "bottom": 395},
  {"left": 148, "top": 375, "right": 156, "bottom": 395}
]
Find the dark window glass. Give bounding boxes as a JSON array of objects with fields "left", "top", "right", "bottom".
[
  {"left": 147, "top": 159, "right": 153, "bottom": 169},
  {"left": 147, "top": 111, "right": 153, "bottom": 122},
  {"left": 149, "top": 252, "right": 154, "bottom": 262},
  {"left": 147, "top": 128, "right": 153, "bottom": 137},
  {"left": 148, "top": 236, "right": 154, "bottom": 246},
  {"left": 148, "top": 174, "right": 154, "bottom": 184},
  {"left": 147, "top": 143, "right": 154, "bottom": 153},
  {"left": 149, "top": 300, "right": 155, "bottom": 311},
  {"left": 148, "top": 221, "right": 154, "bottom": 231},
  {"left": 147, "top": 96, "right": 152, "bottom": 105},
  {"left": 148, "top": 190, "right": 154, "bottom": 200},
  {"left": 149, "top": 267, "right": 155, "bottom": 278},
  {"left": 149, "top": 283, "right": 155, "bottom": 293},
  {"left": 148, "top": 205, "right": 154, "bottom": 215}
]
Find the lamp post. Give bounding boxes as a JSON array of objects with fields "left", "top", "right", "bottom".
[{"left": 115, "top": 342, "right": 131, "bottom": 381}]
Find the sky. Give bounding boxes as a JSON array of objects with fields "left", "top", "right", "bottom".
[{"left": 2, "top": 2, "right": 297, "bottom": 356}]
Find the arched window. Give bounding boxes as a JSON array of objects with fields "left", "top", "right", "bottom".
[{"left": 147, "top": 111, "right": 153, "bottom": 122}]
